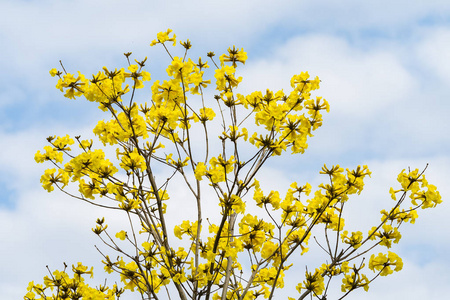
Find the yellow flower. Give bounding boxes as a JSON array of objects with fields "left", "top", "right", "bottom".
[
  {"left": 72, "top": 262, "right": 94, "bottom": 279},
  {"left": 115, "top": 231, "right": 127, "bottom": 240},
  {"left": 53, "top": 135, "right": 75, "bottom": 151},
  {"left": 261, "top": 240, "right": 278, "bottom": 259},
  {"left": 150, "top": 28, "right": 177, "bottom": 46},
  {"left": 56, "top": 72, "right": 87, "bottom": 99},
  {"left": 35, "top": 146, "right": 64, "bottom": 163},
  {"left": 369, "top": 224, "right": 401, "bottom": 248},
  {"left": 219, "top": 46, "right": 248, "bottom": 67},
  {"left": 194, "top": 107, "right": 216, "bottom": 123},
  {"left": 214, "top": 65, "right": 241, "bottom": 91},
  {"left": 341, "top": 231, "right": 363, "bottom": 249},
  {"left": 124, "top": 64, "right": 151, "bottom": 89},
  {"left": 174, "top": 220, "right": 200, "bottom": 240},
  {"left": 341, "top": 272, "right": 369, "bottom": 292},
  {"left": 300, "top": 269, "right": 325, "bottom": 295},
  {"left": 194, "top": 162, "right": 207, "bottom": 181},
  {"left": 39, "top": 168, "right": 69, "bottom": 192},
  {"left": 49, "top": 68, "right": 58, "bottom": 77},
  {"left": 254, "top": 189, "right": 281, "bottom": 210},
  {"left": 369, "top": 252, "right": 403, "bottom": 276},
  {"left": 120, "top": 149, "right": 147, "bottom": 171}
]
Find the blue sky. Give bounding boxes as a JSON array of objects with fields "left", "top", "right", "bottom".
[{"left": 1, "top": 0, "right": 450, "bottom": 299}]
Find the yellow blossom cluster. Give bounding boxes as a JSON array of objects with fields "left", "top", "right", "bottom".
[
  {"left": 31, "top": 29, "right": 442, "bottom": 300},
  {"left": 25, "top": 263, "right": 124, "bottom": 300}
]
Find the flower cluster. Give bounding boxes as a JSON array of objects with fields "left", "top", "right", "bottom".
[
  {"left": 31, "top": 29, "right": 442, "bottom": 300},
  {"left": 25, "top": 263, "right": 124, "bottom": 300}
]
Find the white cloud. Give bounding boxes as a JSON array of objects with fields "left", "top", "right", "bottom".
[
  {"left": 416, "top": 27, "right": 450, "bottom": 84},
  {"left": 239, "top": 31, "right": 450, "bottom": 164},
  {"left": 1, "top": 0, "right": 450, "bottom": 299},
  {"left": 241, "top": 34, "right": 416, "bottom": 118}
]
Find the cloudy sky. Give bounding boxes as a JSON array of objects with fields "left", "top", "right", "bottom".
[{"left": 1, "top": 0, "right": 449, "bottom": 299}]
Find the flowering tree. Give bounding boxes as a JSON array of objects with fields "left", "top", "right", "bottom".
[{"left": 27, "top": 29, "right": 442, "bottom": 300}]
